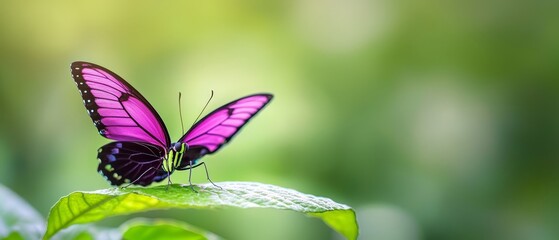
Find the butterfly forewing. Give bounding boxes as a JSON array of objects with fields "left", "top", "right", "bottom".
[
  {"left": 71, "top": 62, "right": 170, "bottom": 148},
  {"left": 178, "top": 94, "right": 273, "bottom": 161}
]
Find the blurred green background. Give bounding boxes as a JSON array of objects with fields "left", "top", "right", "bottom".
[{"left": 1, "top": 0, "right": 558, "bottom": 239}]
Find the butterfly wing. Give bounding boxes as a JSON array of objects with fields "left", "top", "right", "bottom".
[
  {"left": 177, "top": 94, "right": 273, "bottom": 165},
  {"left": 98, "top": 141, "right": 168, "bottom": 186},
  {"left": 71, "top": 61, "right": 171, "bottom": 148}
]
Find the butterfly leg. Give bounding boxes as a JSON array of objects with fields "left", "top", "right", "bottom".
[
  {"left": 122, "top": 166, "right": 157, "bottom": 188},
  {"left": 166, "top": 173, "right": 174, "bottom": 190},
  {"left": 164, "top": 157, "right": 173, "bottom": 190},
  {"left": 188, "top": 161, "right": 198, "bottom": 193},
  {"left": 200, "top": 162, "right": 222, "bottom": 189}
]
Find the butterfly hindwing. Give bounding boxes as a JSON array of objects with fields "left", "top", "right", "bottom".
[
  {"left": 98, "top": 141, "right": 169, "bottom": 186},
  {"left": 178, "top": 94, "right": 273, "bottom": 163},
  {"left": 71, "top": 61, "right": 170, "bottom": 148}
]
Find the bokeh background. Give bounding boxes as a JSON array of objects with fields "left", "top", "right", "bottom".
[{"left": 1, "top": 0, "right": 558, "bottom": 239}]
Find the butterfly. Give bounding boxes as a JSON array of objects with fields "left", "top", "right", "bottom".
[{"left": 71, "top": 61, "right": 273, "bottom": 187}]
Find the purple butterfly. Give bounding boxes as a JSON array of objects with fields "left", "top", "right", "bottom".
[{"left": 71, "top": 61, "right": 273, "bottom": 187}]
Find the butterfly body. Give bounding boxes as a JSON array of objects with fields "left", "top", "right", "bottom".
[
  {"left": 164, "top": 142, "right": 187, "bottom": 173},
  {"left": 72, "top": 61, "right": 272, "bottom": 186}
]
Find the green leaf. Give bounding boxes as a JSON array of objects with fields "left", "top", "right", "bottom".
[
  {"left": 45, "top": 182, "right": 358, "bottom": 239},
  {"left": 0, "top": 184, "right": 45, "bottom": 240},
  {"left": 121, "top": 218, "right": 222, "bottom": 240}
]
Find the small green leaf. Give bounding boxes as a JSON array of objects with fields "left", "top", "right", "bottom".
[
  {"left": 0, "top": 185, "right": 45, "bottom": 240},
  {"left": 45, "top": 182, "right": 358, "bottom": 239},
  {"left": 49, "top": 224, "right": 120, "bottom": 240},
  {"left": 121, "top": 218, "right": 222, "bottom": 240},
  {"left": 49, "top": 218, "right": 220, "bottom": 240}
]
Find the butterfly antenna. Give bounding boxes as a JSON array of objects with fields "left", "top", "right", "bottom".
[
  {"left": 192, "top": 90, "right": 214, "bottom": 126},
  {"left": 179, "top": 92, "right": 185, "bottom": 135}
]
